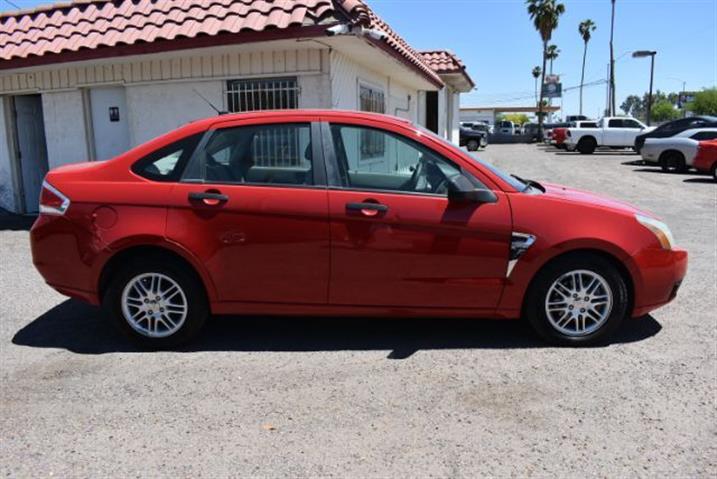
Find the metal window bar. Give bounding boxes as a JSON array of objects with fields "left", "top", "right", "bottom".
[
  {"left": 226, "top": 78, "right": 301, "bottom": 167},
  {"left": 359, "top": 86, "right": 386, "bottom": 161}
]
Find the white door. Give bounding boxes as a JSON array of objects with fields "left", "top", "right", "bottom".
[
  {"left": 90, "top": 87, "right": 130, "bottom": 160},
  {"left": 622, "top": 118, "right": 645, "bottom": 145},
  {"left": 14, "top": 95, "right": 49, "bottom": 213},
  {"left": 604, "top": 119, "right": 625, "bottom": 146}
]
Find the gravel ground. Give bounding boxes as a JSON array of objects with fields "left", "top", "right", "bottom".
[{"left": 1, "top": 144, "right": 715, "bottom": 477}]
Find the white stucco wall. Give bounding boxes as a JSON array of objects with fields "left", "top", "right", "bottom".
[
  {"left": 41, "top": 90, "right": 89, "bottom": 168},
  {"left": 0, "top": 98, "right": 16, "bottom": 212},
  {"left": 437, "top": 87, "right": 448, "bottom": 139},
  {"left": 299, "top": 73, "right": 331, "bottom": 109},
  {"left": 125, "top": 80, "right": 223, "bottom": 146},
  {"left": 330, "top": 51, "right": 419, "bottom": 124},
  {"left": 449, "top": 90, "right": 461, "bottom": 144}
]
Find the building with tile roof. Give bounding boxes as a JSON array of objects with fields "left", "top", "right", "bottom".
[{"left": 0, "top": 0, "right": 474, "bottom": 213}]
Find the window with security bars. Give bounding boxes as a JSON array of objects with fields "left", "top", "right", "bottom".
[
  {"left": 226, "top": 77, "right": 300, "bottom": 113},
  {"left": 225, "top": 78, "right": 301, "bottom": 166},
  {"left": 359, "top": 84, "right": 386, "bottom": 161}
]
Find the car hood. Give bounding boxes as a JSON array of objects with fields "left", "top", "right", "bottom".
[{"left": 541, "top": 182, "right": 653, "bottom": 217}]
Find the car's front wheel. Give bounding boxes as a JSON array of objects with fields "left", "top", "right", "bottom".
[
  {"left": 525, "top": 254, "right": 629, "bottom": 346},
  {"left": 103, "top": 258, "right": 208, "bottom": 348},
  {"left": 467, "top": 139, "right": 479, "bottom": 151}
]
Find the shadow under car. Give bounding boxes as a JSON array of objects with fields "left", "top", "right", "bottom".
[{"left": 12, "top": 300, "right": 663, "bottom": 358}]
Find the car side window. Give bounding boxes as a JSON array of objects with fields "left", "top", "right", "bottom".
[
  {"left": 329, "top": 123, "right": 485, "bottom": 195},
  {"left": 132, "top": 133, "right": 202, "bottom": 182},
  {"left": 608, "top": 119, "right": 623, "bottom": 128},
  {"left": 190, "top": 123, "right": 314, "bottom": 186},
  {"left": 691, "top": 131, "right": 717, "bottom": 141},
  {"left": 623, "top": 119, "right": 642, "bottom": 129}
]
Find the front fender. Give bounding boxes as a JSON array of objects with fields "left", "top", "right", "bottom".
[{"left": 497, "top": 237, "right": 642, "bottom": 318}]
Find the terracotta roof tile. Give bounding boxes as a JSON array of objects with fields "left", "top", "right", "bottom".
[
  {"left": 419, "top": 50, "right": 466, "bottom": 74},
  {"left": 420, "top": 49, "right": 474, "bottom": 88},
  {"left": 0, "top": 0, "right": 442, "bottom": 86}
]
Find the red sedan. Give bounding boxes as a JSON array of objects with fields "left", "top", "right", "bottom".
[
  {"left": 31, "top": 110, "right": 687, "bottom": 348},
  {"left": 693, "top": 139, "right": 717, "bottom": 180}
]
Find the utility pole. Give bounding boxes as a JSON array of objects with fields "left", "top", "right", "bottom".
[{"left": 609, "top": 0, "right": 616, "bottom": 116}]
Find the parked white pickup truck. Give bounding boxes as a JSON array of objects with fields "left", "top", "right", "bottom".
[{"left": 565, "top": 117, "right": 655, "bottom": 154}]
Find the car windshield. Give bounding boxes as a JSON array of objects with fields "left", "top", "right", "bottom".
[{"left": 416, "top": 125, "right": 529, "bottom": 192}]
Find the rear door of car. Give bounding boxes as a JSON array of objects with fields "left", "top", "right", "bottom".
[
  {"left": 165, "top": 115, "right": 331, "bottom": 305},
  {"left": 605, "top": 119, "right": 624, "bottom": 145},
  {"left": 320, "top": 117, "right": 512, "bottom": 311}
]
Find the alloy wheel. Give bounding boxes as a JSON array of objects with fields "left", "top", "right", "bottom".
[
  {"left": 121, "top": 273, "right": 188, "bottom": 338},
  {"left": 544, "top": 269, "right": 613, "bottom": 337}
]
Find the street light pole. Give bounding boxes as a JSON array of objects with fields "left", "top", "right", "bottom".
[
  {"left": 647, "top": 53, "right": 655, "bottom": 126},
  {"left": 632, "top": 50, "right": 657, "bottom": 125}
]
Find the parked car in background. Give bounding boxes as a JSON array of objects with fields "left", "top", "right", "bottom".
[
  {"left": 641, "top": 128, "right": 717, "bottom": 172},
  {"left": 566, "top": 115, "right": 590, "bottom": 123},
  {"left": 634, "top": 115, "right": 717, "bottom": 153},
  {"left": 523, "top": 123, "right": 540, "bottom": 142},
  {"left": 565, "top": 117, "right": 654, "bottom": 154},
  {"left": 496, "top": 120, "right": 515, "bottom": 135},
  {"left": 31, "top": 110, "right": 687, "bottom": 348},
  {"left": 542, "top": 122, "right": 571, "bottom": 144},
  {"left": 553, "top": 120, "right": 597, "bottom": 149},
  {"left": 692, "top": 139, "right": 717, "bottom": 181},
  {"left": 459, "top": 124, "right": 488, "bottom": 151}
]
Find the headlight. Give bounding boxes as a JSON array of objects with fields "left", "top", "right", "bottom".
[{"left": 636, "top": 214, "right": 675, "bottom": 250}]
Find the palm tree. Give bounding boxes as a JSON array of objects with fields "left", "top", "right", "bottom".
[
  {"left": 532, "top": 66, "right": 542, "bottom": 104},
  {"left": 526, "top": 0, "right": 566, "bottom": 134},
  {"left": 578, "top": 19, "right": 596, "bottom": 115},
  {"left": 546, "top": 44, "right": 560, "bottom": 74}
]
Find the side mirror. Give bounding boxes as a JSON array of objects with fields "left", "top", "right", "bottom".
[{"left": 446, "top": 175, "right": 498, "bottom": 204}]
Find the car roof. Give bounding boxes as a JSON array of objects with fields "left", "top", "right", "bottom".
[{"left": 190, "top": 109, "right": 413, "bottom": 128}]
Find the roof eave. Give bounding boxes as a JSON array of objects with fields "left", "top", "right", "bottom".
[{"left": 438, "top": 71, "right": 475, "bottom": 92}]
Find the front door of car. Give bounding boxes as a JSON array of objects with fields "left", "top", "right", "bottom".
[
  {"left": 622, "top": 118, "right": 645, "bottom": 144},
  {"left": 323, "top": 121, "right": 511, "bottom": 310},
  {"left": 165, "top": 120, "right": 331, "bottom": 304}
]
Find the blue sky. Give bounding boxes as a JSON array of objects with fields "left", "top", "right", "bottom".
[{"left": 2, "top": 0, "right": 715, "bottom": 118}]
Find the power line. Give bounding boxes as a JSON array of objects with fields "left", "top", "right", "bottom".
[{"left": 1, "top": 0, "right": 20, "bottom": 10}]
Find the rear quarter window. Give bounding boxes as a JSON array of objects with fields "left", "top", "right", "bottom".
[{"left": 132, "top": 133, "right": 203, "bottom": 182}]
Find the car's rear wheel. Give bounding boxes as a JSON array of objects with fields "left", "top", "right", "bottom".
[
  {"left": 103, "top": 258, "right": 208, "bottom": 348},
  {"left": 525, "top": 254, "right": 629, "bottom": 346},
  {"left": 467, "top": 139, "right": 479, "bottom": 151},
  {"left": 577, "top": 137, "right": 596, "bottom": 154},
  {"left": 712, "top": 164, "right": 717, "bottom": 182},
  {"left": 660, "top": 151, "right": 687, "bottom": 173}
]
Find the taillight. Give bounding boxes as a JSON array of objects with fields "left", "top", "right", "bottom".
[{"left": 39, "top": 180, "right": 70, "bottom": 215}]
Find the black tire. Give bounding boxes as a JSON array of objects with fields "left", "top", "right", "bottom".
[
  {"left": 524, "top": 253, "right": 629, "bottom": 346},
  {"left": 102, "top": 258, "right": 209, "bottom": 348},
  {"left": 711, "top": 164, "right": 717, "bottom": 182},
  {"left": 577, "top": 137, "right": 596, "bottom": 154},
  {"left": 467, "top": 139, "right": 479, "bottom": 152},
  {"left": 660, "top": 151, "right": 687, "bottom": 173}
]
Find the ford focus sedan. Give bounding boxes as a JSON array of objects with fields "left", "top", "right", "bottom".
[{"left": 31, "top": 110, "right": 687, "bottom": 348}]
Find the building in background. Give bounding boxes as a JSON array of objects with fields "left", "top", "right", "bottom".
[{"left": 0, "top": 0, "right": 474, "bottom": 213}]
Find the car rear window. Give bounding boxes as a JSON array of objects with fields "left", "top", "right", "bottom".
[{"left": 132, "top": 133, "right": 203, "bottom": 182}]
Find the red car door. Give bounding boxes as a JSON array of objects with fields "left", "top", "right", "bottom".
[
  {"left": 165, "top": 119, "right": 330, "bottom": 305},
  {"left": 323, "top": 120, "right": 512, "bottom": 311}
]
